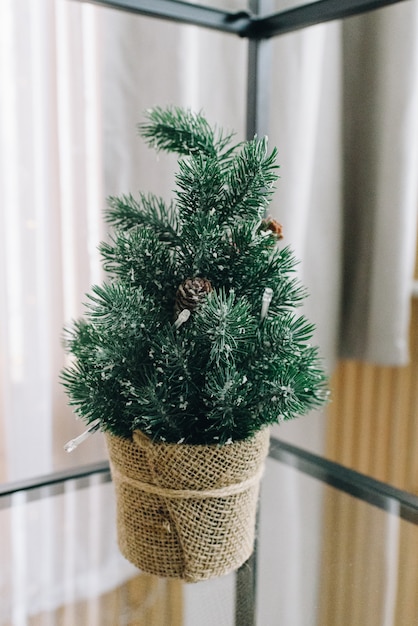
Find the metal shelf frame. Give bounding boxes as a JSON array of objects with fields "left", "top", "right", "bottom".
[
  {"left": 76, "top": 0, "right": 409, "bottom": 139},
  {"left": 2, "top": 437, "right": 416, "bottom": 521},
  {"left": 77, "top": 0, "right": 409, "bottom": 37}
]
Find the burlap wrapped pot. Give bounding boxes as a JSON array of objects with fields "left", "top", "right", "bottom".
[{"left": 105, "top": 427, "right": 270, "bottom": 582}]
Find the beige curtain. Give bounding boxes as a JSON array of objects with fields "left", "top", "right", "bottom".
[{"left": 339, "top": 5, "right": 418, "bottom": 365}]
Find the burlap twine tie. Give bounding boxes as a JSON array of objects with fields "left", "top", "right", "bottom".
[{"left": 105, "top": 427, "right": 270, "bottom": 582}]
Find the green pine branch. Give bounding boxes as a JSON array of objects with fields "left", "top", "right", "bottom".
[
  {"left": 99, "top": 228, "right": 178, "bottom": 305},
  {"left": 193, "top": 290, "right": 256, "bottom": 365},
  {"left": 175, "top": 153, "right": 225, "bottom": 220},
  {"left": 220, "top": 138, "right": 279, "bottom": 223},
  {"left": 138, "top": 106, "right": 234, "bottom": 158},
  {"left": 106, "top": 193, "right": 182, "bottom": 246},
  {"left": 202, "top": 363, "right": 256, "bottom": 443}
]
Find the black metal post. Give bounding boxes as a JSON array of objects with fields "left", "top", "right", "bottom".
[
  {"left": 75, "top": 0, "right": 252, "bottom": 34},
  {"left": 244, "top": 0, "right": 410, "bottom": 38},
  {"left": 245, "top": 0, "right": 274, "bottom": 141},
  {"left": 235, "top": 7, "right": 274, "bottom": 624}
]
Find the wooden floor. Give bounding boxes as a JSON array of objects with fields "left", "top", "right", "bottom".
[
  {"left": 325, "top": 300, "right": 418, "bottom": 491},
  {"left": 319, "top": 294, "right": 418, "bottom": 626}
]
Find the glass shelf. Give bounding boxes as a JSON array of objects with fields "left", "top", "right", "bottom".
[{"left": 1, "top": 438, "right": 417, "bottom": 625}]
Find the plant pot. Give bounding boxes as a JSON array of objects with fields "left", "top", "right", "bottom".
[{"left": 105, "top": 427, "right": 270, "bottom": 582}]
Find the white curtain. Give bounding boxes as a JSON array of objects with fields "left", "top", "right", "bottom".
[
  {"left": 1, "top": 0, "right": 417, "bottom": 622},
  {"left": 0, "top": 0, "right": 247, "bottom": 619},
  {"left": 0, "top": 0, "right": 108, "bottom": 482},
  {"left": 0, "top": 2, "right": 137, "bottom": 619}
]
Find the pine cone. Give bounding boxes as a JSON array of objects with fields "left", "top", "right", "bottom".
[
  {"left": 175, "top": 278, "right": 213, "bottom": 314},
  {"left": 260, "top": 217, "right": 284, "bottom": 239}
]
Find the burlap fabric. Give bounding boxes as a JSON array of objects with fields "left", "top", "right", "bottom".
[{"left": 105, "top": 427, "right": 270, "bottom": 582}]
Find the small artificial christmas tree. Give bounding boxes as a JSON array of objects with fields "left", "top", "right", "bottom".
[
  {"left": 62, "top": 106, "right": 327, "bottom": 445},
  {"left": 61, "top": 107, "right": 328, "bottom": 581}
]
